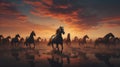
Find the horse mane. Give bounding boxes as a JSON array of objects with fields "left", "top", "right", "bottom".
[{"left": 48, "top": 35, "right": 56, "bottom": 45}]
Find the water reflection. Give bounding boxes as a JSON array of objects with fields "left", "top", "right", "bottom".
[
  {"left": 0, "top": 44, "right": 120, "bottom": 67},
  {"left": 25, "top": 53, "right": 35, "bottom": 67},
  {"left": 95, "top": 53, "right": 120, "bottom": 67},
  {"left": 25, "top": 49, "right": 41, "bottom": 67},
  {"left": 48, "top": 49, "right": 70, "bottom": 67},
  {"left": 11, "top": 48, "right": 20, "bottom": 61}
]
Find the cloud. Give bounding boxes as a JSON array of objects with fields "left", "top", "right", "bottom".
[
  {"left": 24, "top": 0, "right": 120, "bottom": 30},
  {"left": 0, "top": 0, "right": 55, "bottom": 37}
]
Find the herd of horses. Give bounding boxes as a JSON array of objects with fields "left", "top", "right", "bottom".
[
  {"left": 0, "top": 31, "right": 43, "bottom": 48},
  {"left": 0, "top": 26, "right": 120, "bottom": 52}
]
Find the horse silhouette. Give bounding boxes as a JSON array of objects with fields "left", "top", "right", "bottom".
[
  {"left": 24, "top": 31, "right": 36, "bottom": 49},
  {"left": 11, "top": 34, "right": 20, "bottom": 47},
  {"left": 19, "top": 37, "right": 25, "bottom": 46},
  {"left": 48, "top": 26, "right": 65, "bottom": 53},
  {"left": 95, "top": 33, "right": 115, "bottom": 47},
  {"left": 2, "top": 36, "right": 11, "bottom": 45},
  {"left": 0, "top": 35, "right": 4, "bottom": 45},
  {"left": 109, "top": 37, "right": 120, "bottom": 45},
  {"left": 72, "top": 36, "right": 79, "bottom": 44},
  {"left": 79, "top": 35, "right": 89, "bottom": 45},
  {"left": 35, "top": 37, "right": 41, "bottom": 45},
  {"left": 65, "top": 33, "right": 71, "bottom": 45}
]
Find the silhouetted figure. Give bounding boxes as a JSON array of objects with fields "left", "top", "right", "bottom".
[
  {"left": 72, "top": 36, "right": 79, "bottom": 44},
  {"left": 24, "top": 31, "right": 36, "bottom": 49},
  {"left": 95, "top": 33, "right": 115, "bottom": 48},
  {"left": 11, "top": 34, "right": 20, "bottom": 47},
  {"left": 35, "top": 37, "right": 41, "bottom": 45},
  {"left": 88, "top": 39, "right": 93, "bottom": 44},
  {"left": 19, "top": 37, "right": 25, "bottom": 46},
  {"left": 65, "top": 33, "right": 71, "bottom": 45},
  {"left": 48, "top": 26, "right": 65, "bottom": 53},
  {"left": 79, "top": 35, "right": 89, "bottom": 45},
  {"left": 109, "top": 37, "right": 120, "bottom": 45},
  {"left": 2, "top": 36, "right": 11, "bottom": 45}
]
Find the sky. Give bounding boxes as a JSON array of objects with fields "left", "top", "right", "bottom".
[{"left": 0, "top": 0, "right": 120, "bottom": 39}]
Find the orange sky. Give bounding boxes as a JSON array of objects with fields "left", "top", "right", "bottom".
[{"left": 0, "top": 0, "right": 120, "bottom": 39}]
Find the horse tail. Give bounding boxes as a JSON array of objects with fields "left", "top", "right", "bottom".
[{"left": 48, "top": 35, "right": 55, "bottom": 46}]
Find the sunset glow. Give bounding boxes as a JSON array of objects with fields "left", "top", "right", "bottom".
[{"left": 0, "top": 0, "right": 120, "bottom": 39}]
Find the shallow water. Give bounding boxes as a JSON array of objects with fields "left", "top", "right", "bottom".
[{"left": 0, "top": 43, "right": 120, "bottom": 67}]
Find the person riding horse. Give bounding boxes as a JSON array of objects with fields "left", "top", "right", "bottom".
[{"left": 48, "top": 26, "right": 65, "bottom": 53}]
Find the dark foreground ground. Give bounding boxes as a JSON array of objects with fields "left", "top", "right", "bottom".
[{"left": 0, "top": 43, "right": 120, "bottom": 67}]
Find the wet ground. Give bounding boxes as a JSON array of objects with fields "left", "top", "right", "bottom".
[{"left": 0, "top": 43, "right": 120, "bottom": 67}]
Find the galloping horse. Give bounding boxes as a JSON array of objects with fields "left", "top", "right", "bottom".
[
  {"left": 48, "top": 26, "right": 65, "bottom": 53},
  {"left": 95, "top": 33, "right": 115, "bottom": 47},
  {"left": 2, "top": 36, "right": 11, "bottom": 45},
  {"left": 65, "top": 33, "right": 71, "bottom": 45},
  {"left": 79, "top": 35, "right": 89, "bottom": 45},
  {"left": 24, "top": 31, "right": 36, "bottom": 48},
  {"left": 11, "top": 34, "right": 20, "bottom": 47}
]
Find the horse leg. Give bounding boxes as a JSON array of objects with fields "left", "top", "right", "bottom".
[
  {"left": 61, "top": 44, "right": 63, "bottom": 53},
  {"left": 52, "top": 44, "right": 54, "bottom": 50}
]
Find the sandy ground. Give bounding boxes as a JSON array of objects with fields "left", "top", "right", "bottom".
[{"left": 0, "top": 43, "right": 120, "bottom": 67}]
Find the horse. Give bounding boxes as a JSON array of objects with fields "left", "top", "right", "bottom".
[
  {"left": 94, "top": 33, "right": 115, "bottom": 48},
  {"left": 24, "top": 31, "right": 36, "bottom": 49},
  {"left": 65, "top": 33, "right": 71, "bottom": 45},
  {"left": 35, "top": 37, "right": 41, "bottom": 45},
  {"left": 72, "top": 36, "right": 79, "bottom": 44},
  {"left": 19, "top": 37, "right": 25, "bottom": 46},
  {"left": 0, "top": 35, "right": 4, "bottom": 45},
  {"left": 11, "top": 34, "right": 20, "bottom": 47},
  {"left": 79, "top": 35, "right": 89, "bottom": 45},
  {"left": 109, "top": 37, "right": 120, "bottom": 45},
  {"left": 48, "top": 26, "right": 65, "bottom": 53},
  {"left": 2, "top": 36, "right": 11, "bottom": 45}
]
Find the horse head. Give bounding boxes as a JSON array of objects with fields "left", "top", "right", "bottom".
[
  {"left": 84, "top": 35, "right": 89, "bottom": 39},
  {"left": 0, "top": 35, "right": 4, "bottom": 39},
  {"left": 108, "top": 33, "right": 115, "bottom": 38},
  {"left": 31, "top": 31, "right": 36, "bottom": 36},
  {"left": 37, "top": 37, "right": 41, "bottom": 40},
  {"left": 59, "top": 26, "right": 65, "bottom": 35},
  {"left": 16, "top": 34, "right": 20, "bottom": 38},
  {"left": 20, "top": 38, "right": 24, "bottom": 40},
  {"left": 7, "top": 36, "right": 11, "bottom": 39}
]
